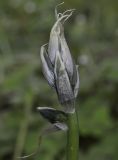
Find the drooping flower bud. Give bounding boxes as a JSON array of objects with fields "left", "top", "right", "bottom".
[{"left": 37, "top": 107, "right": 68, "bottom": 131}]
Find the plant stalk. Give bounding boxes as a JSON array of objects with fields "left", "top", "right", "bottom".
[{"left": 67, "top": 109, "right": 79, "bottom": 160}]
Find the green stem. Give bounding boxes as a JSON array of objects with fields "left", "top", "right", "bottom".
[
  {"left": 67, "top": 110, "right": 79, "bottom": 160},
  {"left": 13, "top": 90, "right": 33, "bottom": 160}
]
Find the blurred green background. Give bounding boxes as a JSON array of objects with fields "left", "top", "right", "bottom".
[{"left": 0, "top": 0, "right": 118, "bottom": 160}]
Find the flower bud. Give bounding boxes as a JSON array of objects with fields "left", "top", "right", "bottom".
[
  {"left": 54, "top": 51, "right": 75, "bottom": 113},
  {"left": 48, "top": 14, "right": 70, "bottom": 65},
  {"left": 37, "top": 107, "right": 68, "bottom": 131}
]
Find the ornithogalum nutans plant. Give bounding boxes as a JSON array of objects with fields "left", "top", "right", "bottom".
[
  {"left": 19, "top": 3, "right": 79, "bottom": 160},
  {"left": 40, "top": 3, "right": 79, "bottom": 160}
]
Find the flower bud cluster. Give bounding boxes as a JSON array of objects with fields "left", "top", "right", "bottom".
[{"left": 39, "top": 4, "right": 79, "bottom": 131}]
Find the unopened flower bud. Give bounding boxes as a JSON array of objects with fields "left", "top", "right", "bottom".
[
  {"left": 37, "top": 107, "right": 68, "bottom": 131},
  {"left": 40, "top": 8, "right": 79, "bottom": 113},
  {"left": 54, "top": 51, "right": 75, "bottom": 113}
]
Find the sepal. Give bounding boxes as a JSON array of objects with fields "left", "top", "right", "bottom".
[
  {"left": 54, "top": 53, "right": 75, "bottom": 113},
  {"left": 74, "top": 65, "right": 79, "bottom": 98},
  {"left": 40, "top": 44, "right": 55, "bottom": 88}
]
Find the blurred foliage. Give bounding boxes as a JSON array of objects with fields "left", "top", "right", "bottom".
[{"left": 0, "top": 0, "right": 118, "bottom": 160}]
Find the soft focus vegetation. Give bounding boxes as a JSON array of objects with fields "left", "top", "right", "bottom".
[{"left": 0, "top": 0, "right": 118, "bottom": 160}]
